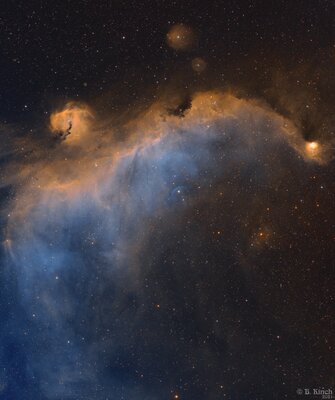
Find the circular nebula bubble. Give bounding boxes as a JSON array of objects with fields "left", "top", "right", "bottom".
[
  {"left": 191, "top": 57, "right": 207, "bottom": 73},
  {"left": 166, "top": 24, "right": 196, "bottom": 51}
]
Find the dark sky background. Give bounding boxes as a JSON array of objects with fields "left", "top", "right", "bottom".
[
  {"left": 0, "top": 1, "right": 334, "bottom": 400},
  {"left": 1, "top": 0, "right": 334, "bottom": 119}
]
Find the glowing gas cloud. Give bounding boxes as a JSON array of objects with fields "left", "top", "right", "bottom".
[
  {"left": 166, "top": 24, "right": 196, "bottom": 51},
  {"left": 2, "top": 90, "right": 333, "bottom": 399},
  {"left": 5, "top": 91, "right": 331, "bottom": 268},
  {"left": 49, "top": 102, "right": 94, "bottom": 144}
]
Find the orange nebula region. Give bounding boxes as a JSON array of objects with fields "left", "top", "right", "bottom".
[
  {"left": 5, "top": 91, "right": 329, "bottom": 225},
  {"left": 50, "top": 102, "right": 93, "bottom": 144},
  {"left": 4, "top": 90, "right": 331, "bottom": 261},
  {"left": 306, "top": 141, "right": 318, "bottom": 152},
  {"left": 166, "top": 24, "right": 196, "bottom": 51},
  {"left": 305, "top": 141, "right": 320, "bottom": 159},
  {"left": 191, "top": 57, "right": 207, "bottom": 73}
]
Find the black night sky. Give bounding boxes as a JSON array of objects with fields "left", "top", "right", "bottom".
[{"left": 0, "top": 1, "right": 334, "bottom": 399}]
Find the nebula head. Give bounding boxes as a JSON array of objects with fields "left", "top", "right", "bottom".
[{"left": 49, "top": 102, "right": 93, "bottom": 144}]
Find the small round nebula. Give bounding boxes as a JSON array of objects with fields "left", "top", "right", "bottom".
[
  {"left": 306, "top": 141, "right": 318, "bottom": 151},
  {"left": 49, "top": 102, "right": 93, "bottom": 144},
  {"left": 191, "top": 57, "right": 207, "bottom": 73},
  {"left": 166, "top": 24, "right": 196, "bottom": 51},
  {"left": 305, "top": 141, "right": 319, "bottom": 156}
]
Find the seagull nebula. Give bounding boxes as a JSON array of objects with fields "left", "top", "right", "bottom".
[{"left": 0, "top": 1, "right": 334, "bottom": 399}]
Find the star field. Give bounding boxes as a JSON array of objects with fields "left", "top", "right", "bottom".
[{"left": 0, "top": 1, "right": 334, "bottom": 400}]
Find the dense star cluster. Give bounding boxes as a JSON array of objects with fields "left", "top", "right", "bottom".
[{"left": 0, "top": 1, "right": 334, "bottom": 400}]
